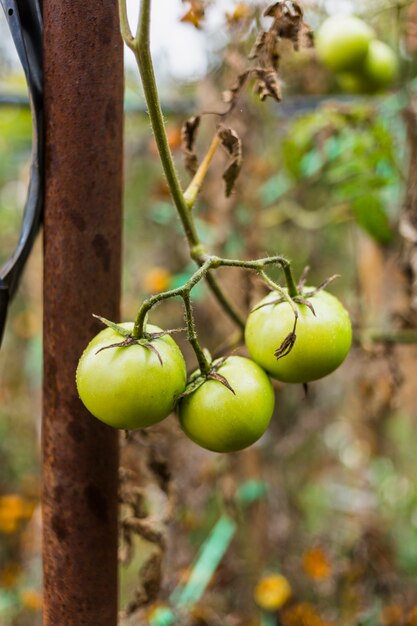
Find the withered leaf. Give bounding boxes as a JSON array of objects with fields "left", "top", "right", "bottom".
[
  {"left": 181, "top": 115, "right": 201, "bottom": 176},
  {"left": 222, "top": 70, "right": 250, "bottom": 105},
  {"left": 217, "top": 125, "right": 242, "bottom": 197},
  {"left": 275, "top": 331, "right": 297, "bottom": 359},
  {"left": 254, "top": 67, "right": 282, "bottom": 102},
  {"left": 264, "top": 0, "right": 313, "bottom": 51}
]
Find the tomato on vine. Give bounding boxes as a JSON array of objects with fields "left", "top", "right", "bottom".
[
  {"left": 76, "top": 323, "right": 186, "bottom": 429},
  {"left": 178, "top": 356, "right": 275, "bottom": 453},
  {"left": 245, "top": 289, "right": 352, "bottom": 384}
]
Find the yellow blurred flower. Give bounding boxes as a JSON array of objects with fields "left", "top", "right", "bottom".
[
  {"left": 302, "top": 547, "right": 332, "bottom": 581},
  {"left": 12, "top": 310, "right": 41, "bottom": 339},
  {"left": 143, "top": 267, "right": 171, "bottom": 294},
  {"left": 254, "top": 574, "right": 292, "bottom": 612},
  {"left": 20, "top": 589, "right": 42, "bottom": 612},
  {"left": 226, "top": 2, "right": 252, "bottom": 24},
  {"left": 0, "top": 495, "right": 35, "bottom": 534}
]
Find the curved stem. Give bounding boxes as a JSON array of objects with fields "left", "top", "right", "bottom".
[
  {"left": 182, "top": 292, "right": 211, "bottom": 375},
  {"left": 259, "top": 271, "right": 299, "bottom": 319},
  {"left": 133, "top": 259, "right": 214, "bottom": 338},
  {"left": 134, "top": 0, "right": 200, "bottom": 249},
  {"left": 133, "top": 254, "right": 299, "bottom": 339},
  {"left": 120, "top": 0, "right": 299, "bottom": 337}
]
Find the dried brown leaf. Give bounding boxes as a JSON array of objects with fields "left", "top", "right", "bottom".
[
  {"left": 274, "top": 331, "right": 297, "bottom": 359},
  {"left": 217, "top": 125, "right": 243, "bottom": 197},
  {"left": 181, "top": 115, "right": 201, "bottom": 176},
  {"left": 254, "top": 67, "right": 282, "bottom": 102},
  {"left": 222, "top": 70, "right": 250, "bottom": 106}
]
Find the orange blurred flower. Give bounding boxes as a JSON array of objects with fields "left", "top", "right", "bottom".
[
  {"left": 281, "top": 602, "right": 332, "bottom": 626},
  {"left": 20, "top": 589, "right": 42, "bottom": 611},
  {"left": 0, "top": 495, "right": 35, "bottom": 534},
  {"left": 0, "top": 563, "right": 22, "bottom": 588},
  {"left": 254, "top": 574, "right": 292, "bottom": 612},
  {"left": 143, "top": 267, "right": 171, "bottom": 294},
  {"left": 407, "top": 606, "right": 417, "bottom": 625},
  {"left": 180, "top": 0, "right": 205, "bottom": 29},
  {"left": 302, "top": 547, "right": 332, "bottom": 582},
  {"left": 380, "top": 605, "right": 404, "bottom": 625}
]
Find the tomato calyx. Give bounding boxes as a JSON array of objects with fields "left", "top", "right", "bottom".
[
  {"left": 92, "top": 315, "right": 186, "bottom": 365},
  {"left": 251, "top": 271, "right": 340, "bottom": 362},
  {"left": 178, "top": 357, "right": 236, "bottom": 400}
]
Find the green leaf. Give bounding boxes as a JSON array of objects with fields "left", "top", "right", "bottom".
[
  {"left": 259, "top": 172, "right": 292, "bottom": 205},
  {"left": 351, "top": 195, "right": 393, "bottom": 245}
]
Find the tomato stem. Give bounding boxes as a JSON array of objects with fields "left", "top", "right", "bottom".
[
  {"left": 119, "top": 0, "right": 300, "bottom": 353},
  {"left": 119, "top": 0, "right": 246, "bottom": 331}
]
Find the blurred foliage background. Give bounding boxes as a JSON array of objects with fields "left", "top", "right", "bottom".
[{"left": 2, "top": 0, "right": 417, "bottom": 624}]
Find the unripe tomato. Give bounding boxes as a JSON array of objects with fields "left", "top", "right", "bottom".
[
  {"left": 245, "top": 289, "right": 352, "bottom": 384},
  {"left": 178, "top": 356, "right": 275, "bottom": 453},
  {"left": 337, "top": 72, "right": 370, "bottom": 94},
  {"left": 76, "top": 323, "right": 186, "bottom": 429},
  {"left": 316, "top": 16, "right": 375, "bottom": 73},
  {"left": 364, "top": 40, "right": 398, "bottom": 89}
]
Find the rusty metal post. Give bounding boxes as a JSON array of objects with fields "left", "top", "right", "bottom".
[{"left": 42, "top": 1, "right": 123, "bottom": 624}]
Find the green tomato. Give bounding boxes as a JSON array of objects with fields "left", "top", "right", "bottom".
[
  {"left": 364, "top": 40, "right": 398, "bottom": 89},
  {"left": 179, "top": 356, "right": 275, "bottom": 453},
  {"left": 337, "top": 72, "right": 370, "bottom": 94},
  {"left": 245, "top": 289, "right": 352, "bottom": 384},
  {"left": 76, "top": 323, "right": 186, "bottom": 429},
  {"left": 316, "top": 15, "right": 375, "bottom": 73}
]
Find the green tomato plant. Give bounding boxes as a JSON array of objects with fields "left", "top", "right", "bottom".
[{"left": 75, "top": 0, "right": 355, "bottom": 453}]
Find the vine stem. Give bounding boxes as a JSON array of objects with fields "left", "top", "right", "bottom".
[
  {"left": 183, "top": 134, "right": 222, "bottom": 209},
  {"left": 119, "top": 0, "right": 248, "bottom": 331},
  {"left": 133, "top": 255, "right": 300, "bottom": 368}
]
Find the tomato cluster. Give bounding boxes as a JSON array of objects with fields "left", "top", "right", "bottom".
[
  {"left": 316, "top": 16, "right": 398, "bottom": 93},
  {"left": 76, "top": 285, "right": 352, "bottom": 454}
]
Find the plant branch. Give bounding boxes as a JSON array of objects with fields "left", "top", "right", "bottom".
[
  {"left": 121, "top": 0, "right": 251, "bottom": 332},
  {"left": 184, "top": 134, "right": 222, "bottom": 209},
  {"left": 118, "top": 0, "right": 135, "bottom": 49},
  {"left": 133, "top": 0, "right": 200, "bottom": 248},
  {"left": 182, "top": 292, "right": 211, "bottom": 375},
  {"left": 133, "top": 254, "right": 299, "bottom": 343},
  {"left": 259, "top": 270, "right": 299, "bottom": 319}
]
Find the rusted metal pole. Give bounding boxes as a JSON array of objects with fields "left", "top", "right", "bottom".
[{"left": 42, "top": 2, "right": 123, "bottom": 624}]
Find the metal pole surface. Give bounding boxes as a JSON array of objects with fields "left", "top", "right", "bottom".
[{"left": 42, "top": 1, "right": 123, "bottom": 624}]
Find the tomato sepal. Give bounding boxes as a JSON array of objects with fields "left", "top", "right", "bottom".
[
  {"left": 178, "top": 356, "right": 236, "bottom": 400},
  {"left": 92, "top": 314, "right": 186, "bottom": 365}
]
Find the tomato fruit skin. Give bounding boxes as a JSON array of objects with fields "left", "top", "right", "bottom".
[
  {"left": 178, "top": 356, "right": 275, "bottom": 453},
  {"left": 245, "top": 289, "right": 352, "bottom": 384},
  {"left": 364, "top": 40, "right": 398, "bottom": 89},
  {"left": 316, "top": 16, "right": 375, "bottom": 73},
  {"left": 76, "top": 323, "right": 187, "bottom": 429}
]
